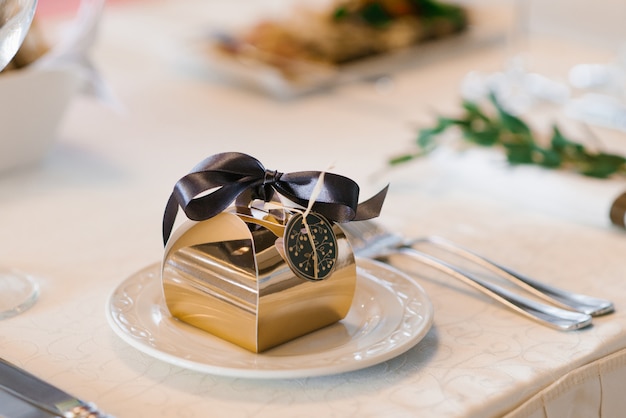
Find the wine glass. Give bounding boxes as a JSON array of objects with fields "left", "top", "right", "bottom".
[
  {"left": 0, "top": 0, "right": 39, "bottom": 319},
  {"left": 0, "top": 0, "right": 37, "bottom": 68}
]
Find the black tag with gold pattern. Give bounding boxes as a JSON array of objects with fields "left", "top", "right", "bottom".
[{"left": 284, "top": 212, "right": 338, "bottom": 281}]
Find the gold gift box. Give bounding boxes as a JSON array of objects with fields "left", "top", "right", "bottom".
[{"left": 161, "top": 207, "right": 356, "bottom": 353}]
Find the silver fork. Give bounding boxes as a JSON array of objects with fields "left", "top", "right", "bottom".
[
  {"left": 416, "top": 236, "right": 614, "bottom": 316},
  {"left": 340, "top": 220, "right": 609, "bottom": 330}
]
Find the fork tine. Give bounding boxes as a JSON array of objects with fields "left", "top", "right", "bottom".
[
  {"left": 392, "top": 247, "right": 592, "bottom": 331},
  {"left": 415, "top": 236, "right": 614, "bottom": 317},
  {"left": 340, "top": 220, "right": 402, "bottom": 258},
  {"left": 340, "top": 221, "right": 591, "bottom": 330},
  {"left": 342, "top": 220, "right": 613, "bottom": 316},
  {"left": 340, "top": 219, "right": 610, "bottom": 328}
]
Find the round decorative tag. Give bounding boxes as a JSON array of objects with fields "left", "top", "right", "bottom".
[{"left": 284, "top": 212, "right": 338, "bottom": 281}]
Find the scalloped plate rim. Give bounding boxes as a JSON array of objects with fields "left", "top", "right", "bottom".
[{"left": 105, "top": 257, "right": 433, "bottom": 379}]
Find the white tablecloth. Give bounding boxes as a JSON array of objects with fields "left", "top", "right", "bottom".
[{"left": 2, "top": 1, "right": 626, "bottom": 417}]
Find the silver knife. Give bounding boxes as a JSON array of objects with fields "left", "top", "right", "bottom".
[
  {"left": 0, "top": 389, "right": 58, "bottom": 417},
  {"left": 0, "top": 357, "right": 112, "bottom": 418}
]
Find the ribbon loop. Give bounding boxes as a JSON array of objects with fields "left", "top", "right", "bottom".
[{"left": 162, "top": 152, "right": 387, "bottom": 245}]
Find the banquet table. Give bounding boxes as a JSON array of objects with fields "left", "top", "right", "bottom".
[{"left": 3, "top": 1, "right": 626, "bottom": 417}]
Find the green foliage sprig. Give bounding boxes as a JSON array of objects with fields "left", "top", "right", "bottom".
[
  {"left": 333, "top": 0, "right": 466, "bottom": 29},
  {"left": 390, "top": 93, "right": 626, "bottom": 178}
]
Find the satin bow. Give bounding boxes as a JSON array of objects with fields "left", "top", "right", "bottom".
[{"left": 162, "top": 152, "right": 388, "bottom": 244}]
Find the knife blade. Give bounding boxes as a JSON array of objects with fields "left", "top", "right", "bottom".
[
  {"left": 0, "top": 390, "right": 58, "bottom": 417},
  {"left": 0, "top": 357, "right": 112, "bottom": 418}
]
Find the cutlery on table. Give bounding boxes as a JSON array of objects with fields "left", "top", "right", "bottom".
[
  {"left": 0, "top": 357, "right": 112, "bottom": 417},
  {"left": 341, "top": 220, "right": 612, "bottom": 330},
  {"left": 414, "top": 235, "right": 614, "bottom": 316}
]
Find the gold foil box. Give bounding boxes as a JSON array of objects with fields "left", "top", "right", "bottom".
[{"left": 161, "top": 208, "right": 356, "bottom": 353}]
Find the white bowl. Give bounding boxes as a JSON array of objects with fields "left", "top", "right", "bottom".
[{"left": 0, "top": 66, "right": 81, "bottom": 173}]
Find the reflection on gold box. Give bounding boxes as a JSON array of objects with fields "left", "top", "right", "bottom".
[{"left": 162, "top": 209, "right": 356, "bottom": 353}]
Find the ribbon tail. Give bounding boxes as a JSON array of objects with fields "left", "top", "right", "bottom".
[
  {"left": 162, "top": 192, "right": 180, "bottom": 245},
  {"left": 353, "top": 184, "right": 389, "bottom": 221}
]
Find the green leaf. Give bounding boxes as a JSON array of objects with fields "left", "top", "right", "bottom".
[
  {"left": 532, "top": 147, "right": 562, "bottom": 168},
  {"left": 550, "top": 125, "right": 585, "bottom": 155},
  {"left": 416, "top": 128, "right": 439, "bottom": 150},
  {"left": 489, "top": 93, "right": 531, "bottom": 137},
  {"left": 392, "top": 94, "right": 626, "bottom": 181},
  {"left": 579, "top": 153, "right": 626, "bottom": 178},
  {"left": 417, "top": 116, "right": 465, "bottom": 149},
  {"left": 332, "top": 6, "right": 348, "bottom": 20},
  {"left": 416, "top": 0, "right": 465, "bottom": 21},
  {"left": 461, "top": 126, "right": 500, "bottom": 146},
  {"left": 434, "top": 116, "right": 467, "bottom": 132},
  {"left": 360, "top": 2, "right": 393, "bottom": 27},
  {"left": 389, "top": 153, "right": 419, "bottom": 165},
  {"left": 462, "top": 100, "right": 491, "bottom": 123},
  {"left": 503, "top": 142, "right": 534, "bottom": 164}
]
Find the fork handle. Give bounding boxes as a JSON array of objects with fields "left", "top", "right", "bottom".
[
  {"left": 416, "top": 237, "right": 614, "bottom": 317},
  {"left": 392, "top": 247, "right": 592, "bottom": 331}
]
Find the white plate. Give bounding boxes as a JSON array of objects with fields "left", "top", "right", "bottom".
[{"left": 106, "top": 258, "right": 433, "bottom": 379}]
